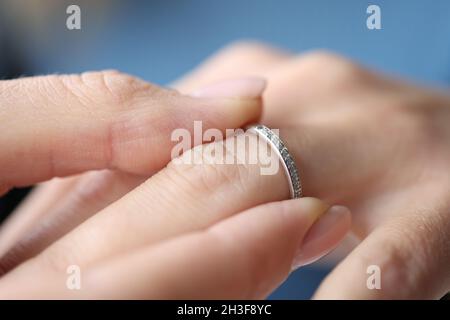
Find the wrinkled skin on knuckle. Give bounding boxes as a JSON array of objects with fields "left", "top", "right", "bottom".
[
  {"left": 55, "top": 70, "right": 157, "bottom": 113},
  {"left": 107, "top": 100, "right": 186, "bottom": 173}
]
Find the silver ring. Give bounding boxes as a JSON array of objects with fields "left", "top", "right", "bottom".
[{"left": 247, "top": 125, "right": 302, "bottom": 198}]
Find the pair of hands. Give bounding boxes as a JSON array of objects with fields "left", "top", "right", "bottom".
[{"left": 0, "top": 42, "right": 449, "bottom": 299}]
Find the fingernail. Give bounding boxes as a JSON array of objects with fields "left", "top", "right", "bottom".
[
  {"left": 292, "top": 205, "right": 351, "bottom": 270},
  {"left": 190, "top": 77, "right": 266, "bottom": 99}
]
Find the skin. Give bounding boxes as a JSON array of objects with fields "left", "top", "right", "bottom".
[
  {"left": 177, "top": 43, "right": 450, "bottom": 299},
  {"left": 0, "top": 66, "right": 349, "bottom": 299},
  {"left": 181, "top": 43, "right": 450, "bottom": 299},
  {"left": 1, "top": 41, "right": 449, "bottom": 299}
]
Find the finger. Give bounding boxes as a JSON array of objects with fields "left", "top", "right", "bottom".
[
  {"left": 0, "top": 42, "right": 282, "bottom": 256},
  {"left": 173, "top": 41, "right": 291, "bottom": 93},
  {"left": 1, "top": 123, "right": 341, "bottom": 272},
  {"left": 313, "top": 205, "right": 450, "bottom": 299},
  {"left": 0, "top": 43, "right": 286, "bottom": 261},
  {"left": 84, "top": 199, "right": 349, "bottom": 299},
  {"left": 0, "top": 71, "right": 263, "bottom": 191},
  {"left": 0, "top": 73, "right": 264, "bottom": 255},
  {"left": 258, "top": 53, "right": 387, "bottom": 201},
  {"left": 0, "top": 176, "right": 79, "bottom": 256},
  {"left": 0, "top": 198, "right": 350, "bottom": 299},
  {"left": 0, "top": 131, "right": 289, "bottom": 272},
  {"left": 292, "top": 205, "right": 351, "bottom": 268},
  {"left": 25, "top": 132, "right": 291, "bottom": 271},
  {"left": 0, "top": 171, "right": 145, "bottom": 269}
]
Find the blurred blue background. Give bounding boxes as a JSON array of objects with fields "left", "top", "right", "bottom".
[
  {"left": 1, "top": 0, "right": 449, "bottom": 299},
  {"left": 2, "top": 0, "right": 450, "bottom": 85}
]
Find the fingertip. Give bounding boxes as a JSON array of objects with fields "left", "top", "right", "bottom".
[
  {"left": 292, "top": 205, "right": 351, "bottom": 269},
  {"left": 189, "top": 77, "right": 266, "bottom": 128}
]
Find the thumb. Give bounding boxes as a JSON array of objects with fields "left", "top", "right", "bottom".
[
  {"left": 82, "top": 198, "right": 350, "bottom": 299},
  {"left": 0, "top": 71, "right": 263, "bottom": 193},
  {"left": 0, "top": 198, "right": 350, "bottom": 299}
]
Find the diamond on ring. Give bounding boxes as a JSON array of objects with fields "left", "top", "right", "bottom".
[{"left": 247, "top": 125, "right": 302, "bottom": 198}]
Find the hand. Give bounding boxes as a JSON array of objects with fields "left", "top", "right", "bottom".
[
  {"left": 0, "top": 70, "right": 350, "bottom": 298},
  {"left": 4, "top": 41, "right": 449, "bottom": 299},
  {"left": 176, "top": 42, "right": 450, "bottom": 299},
  {"left": 0, "top": 70, "right": 262, "bottom": 254}
]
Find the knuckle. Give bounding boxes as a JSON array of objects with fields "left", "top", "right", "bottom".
[
  {"left": 221, "top": 40, "right": 275, "bottom": 55},
  {"left": 56, "top": 70, "right": 156, "bottom": 112},
  {"left": 298, "top": 50, "right": 347, "bottom": 66},
  {"left": 0, "top": 78, "right": 25, "bottom": 101},
  {"left": 293, "top": 50, "right": 369, "bottom": 89},
  {"left": 217, "top": 40, "right": 287, "bottom": 63},
  {"left": 80, "top": 70, "right": 154, "bottom": 110}
]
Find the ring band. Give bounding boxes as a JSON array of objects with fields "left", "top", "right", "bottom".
[{"left": 247, "top": 125, "right": 302, "bottom": 198}]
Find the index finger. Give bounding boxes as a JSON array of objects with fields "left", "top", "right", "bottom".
[{"left": 0, "top": 71, "right": 263, "bottom": 192}]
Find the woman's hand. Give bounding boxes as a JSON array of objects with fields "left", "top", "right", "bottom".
[
  {"left": 0, "top": 71, "right": 263, "bottom": 256},
  {"left": 0, "top": 70, "right": 350, "bottom": 298},
  {"left": 2, "top": 41, "right": 449, "bottom": 299},
  {"left": 176, "top": 42, "right": 450, "bottom": 299}
]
